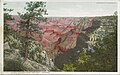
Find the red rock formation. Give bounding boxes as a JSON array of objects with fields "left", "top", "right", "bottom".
[{"left": 6, "top": 16, "right": 93, "bottom": 59}]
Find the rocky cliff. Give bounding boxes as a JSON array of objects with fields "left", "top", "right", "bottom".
[
  {"left": 4, "top": 16, "right": 107, "bottom": 71},
  {"left": 6, "top": 17, "right": 93, "bottom": 59}
]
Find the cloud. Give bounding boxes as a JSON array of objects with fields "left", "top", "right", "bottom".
[
  {"left": 5, "top": 2, "right": 117, "bottom": 17},
  {"left": 45, "top": 2, "right": 117, "bottom": 17}
]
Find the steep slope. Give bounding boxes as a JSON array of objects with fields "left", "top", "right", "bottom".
[
  {"left": 6, "top": 17, "right": 93, "bottom": 60},
  {"left": 5, "top": 16, "right": 108, "bottom": 71},
  {"left": 54, "top": 19, "right": 101, "bottom": 69}
]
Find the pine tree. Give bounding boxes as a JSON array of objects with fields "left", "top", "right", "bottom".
[
  {"left": 17, "top": 1, "right": 48, "bottom": 61},
  {"left": 4, "top": 3, "right": 14, "bottom": 43}
]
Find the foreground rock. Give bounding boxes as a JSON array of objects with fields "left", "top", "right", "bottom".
[{"left": 4, "top": 41, "right": 53, "bottom": 71}]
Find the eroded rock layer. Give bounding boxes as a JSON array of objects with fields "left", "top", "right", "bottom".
[{"left": 6, "top": 16, "right": 94, "bottom": 59}]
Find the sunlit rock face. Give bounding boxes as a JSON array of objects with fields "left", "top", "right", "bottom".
[
  {"left": 54, "top": 19, "right": 101, "bottom": 69},
  {"left": 39, "top": 17, "right": 93, "bottom": 59},
  {"left": 6, "top": 16, "right": 93, "bottom": 60}
]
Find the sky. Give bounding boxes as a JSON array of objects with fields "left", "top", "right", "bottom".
[{"left": 4, "top": 2, "right": 117, "bottom": 17}]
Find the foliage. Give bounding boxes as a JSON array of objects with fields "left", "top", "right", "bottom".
[
  {"left": 4, "top": 2, "right": 49, "bottom": 71},
  {"left": 62, "top": 15, "right": 117, "bottom": 72},
  {"left": 17, "top": 1, "right": 47, "bottom": 60},
  {"left": 4, "top": 3, "right": 15, "bottom": 43},
  {"left": 63, "top": 63, "right": 76, "bottom": 71}
]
